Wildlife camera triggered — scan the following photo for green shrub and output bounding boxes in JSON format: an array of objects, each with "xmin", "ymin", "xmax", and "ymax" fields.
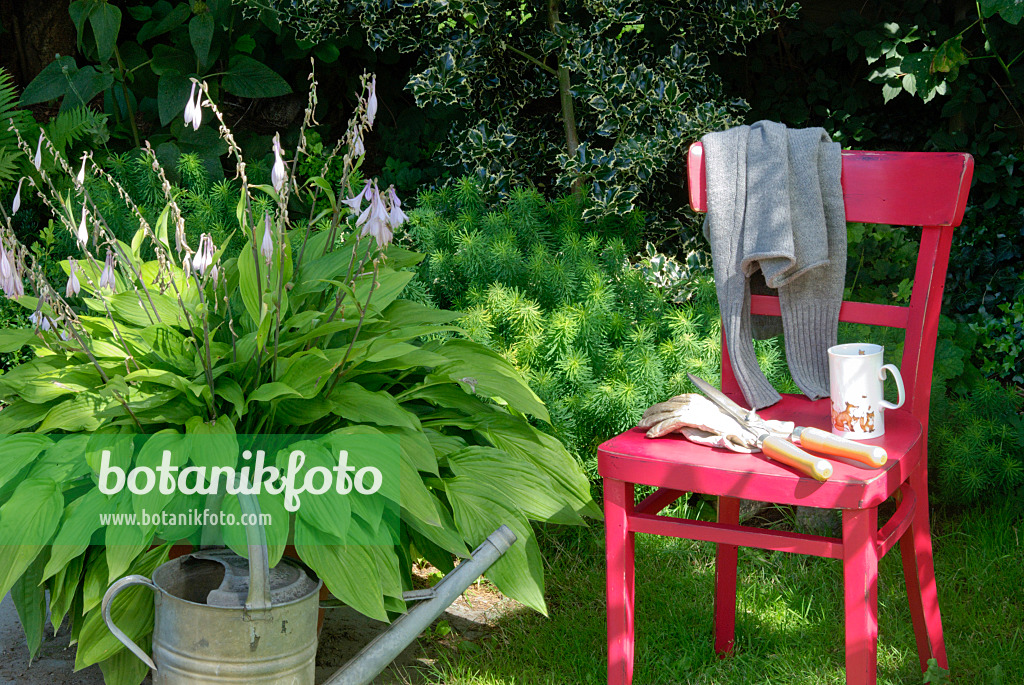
[
  {"xmin": 928, "ymin": 376, "xmax": 1024, "ymax": 505},
  {"xmin": 408, "ymin": 178, "xmax": 796, "ymax": 474},
  {"xmin": 242, "ymin": 0, "xmax": 797, "ymax": 237}
]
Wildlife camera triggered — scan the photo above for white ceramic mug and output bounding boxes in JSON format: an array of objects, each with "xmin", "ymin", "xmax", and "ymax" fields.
[{"xmin": 827, "ymin": 343, "xmax": 905, "ymax": 439}]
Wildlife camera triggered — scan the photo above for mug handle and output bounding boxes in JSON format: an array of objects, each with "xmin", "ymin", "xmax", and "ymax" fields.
[
  {"xmin": 879, "ymin": 364, "xmax": 905, "ymax": 410},
  {"xmin": 102, "ymin": 575, "xmax": 159, "ymax": 671}
]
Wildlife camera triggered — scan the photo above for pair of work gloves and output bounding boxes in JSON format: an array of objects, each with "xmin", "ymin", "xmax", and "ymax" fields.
[{"xmin": 639, "ymin": 393, "xmax": 794, "ymax": 453}]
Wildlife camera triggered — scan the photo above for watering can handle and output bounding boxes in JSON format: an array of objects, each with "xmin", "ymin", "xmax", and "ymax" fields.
[
  {"xmin": 102, "ymin": 575, "xmax": 159, "ymax": 671},
  {"xmin": 236, "ymin": 490, "xmax": 273, "ymax": 613}
]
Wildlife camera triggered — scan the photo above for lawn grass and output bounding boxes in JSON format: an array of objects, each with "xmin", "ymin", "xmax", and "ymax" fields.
[{"xmin": 417, "ymin": 496, "xmax": 1023, "ymax": 685}]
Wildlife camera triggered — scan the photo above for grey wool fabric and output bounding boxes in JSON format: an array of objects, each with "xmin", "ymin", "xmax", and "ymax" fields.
[{"xmin": 701, "ymin": 120, "xmax": 846, "ymax": 409}]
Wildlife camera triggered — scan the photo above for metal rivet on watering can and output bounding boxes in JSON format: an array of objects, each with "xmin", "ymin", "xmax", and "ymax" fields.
[{"xmin": 102, "ymin": 492, "xmax": 322, "ymax": 684}]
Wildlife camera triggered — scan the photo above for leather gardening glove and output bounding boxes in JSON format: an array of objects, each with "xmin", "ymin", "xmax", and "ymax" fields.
[{"xmin": 639, "ymin": 393, "xmax": 794, "ymax": 454}]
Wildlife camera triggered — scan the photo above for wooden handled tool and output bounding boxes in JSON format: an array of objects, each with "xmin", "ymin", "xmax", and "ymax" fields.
[
  {"xmin": 791, "ymin": 426, "xmax": 887, "ymax": 467},
  {"xmin": 760, "ymin": 435, "xmax": 834, "ymax": 481}
]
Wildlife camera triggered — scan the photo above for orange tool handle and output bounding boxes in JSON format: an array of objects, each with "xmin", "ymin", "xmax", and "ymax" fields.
[
  {"xmin": 761, "ymin": 436, "xmax": 833, "ymax": 481},
  {"xmin": 793, "ymin": 427, "xmax": 887, "ymax": 468}
]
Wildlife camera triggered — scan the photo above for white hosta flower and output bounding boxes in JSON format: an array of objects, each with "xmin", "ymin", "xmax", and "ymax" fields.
[
  {"xmin": 0, "ymin": 243, "xmax": 10, "ymax": 280},
  {"xmin": 184, "ymin": 82, "xmax": 202, "ymax": 130},
  {"xmin": 33, "ymin": 131, "xmax": 43, "ymax": 171},
  {"xmin": 210, "ymin": 262, "xmax": 220, "ymax": 288},
  {"xmin": 66, "ymin": 258, "xmax": 81, "ymax": 297},
  {"xmin": 351, "ymin": 130, "xmax": 365, "ymax": 158},
  {"xmin": 30, "ymin": 311, "xmax": 52, "ymax": 331},
  {"xmin": 342, "ymin": 180, "xmax": 372, "ymax": 212},
  {"xmin": 192, "ymin": 233, "xmax": 215, "ymax": 275},
  {"xmin": 76, "ymin": 208, "xmax": 89, "ymax": 249},
  {"xmin": 12, "ymin": 178, "xmax": 22, "ymax": 215},
  {"xmin": 358, "ymin": 183, "xmax": 392, "ymax": 248},
  {"xmin": 0, "ymin": 244, "xmax": 23, "ymax": 299},
  {"xmin": 184, "ymin": 83, "xmax": 197, "ymax": 127},
  {"xmin": 175, "ymin": 216, "xmax": 188, "ymax": 255},
  {"xmin": 271, "ymin": 133, "xmax": 287, "ymax": 194},
  {"xmin": 99, "ymin": 250, "xmax": 116, "ymax": 291},
  {"xmin": 76, "ymin": 156, "xmax": 87, "ymax": 185},
  {"xmin": 366, "ymin": 76, "xmax": 377, "ymax": 128},
  {"xmin": 386, "ymin": 186, "xmax": 408, "ymax": 228},
  {"xmin": 261, "ymin": 213, "xmax": 274, "ymax": 266}
]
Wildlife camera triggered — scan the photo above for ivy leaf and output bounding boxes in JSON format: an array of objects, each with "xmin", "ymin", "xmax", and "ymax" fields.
[
  {"xmin": 222, "ymin": 56, "xmax": 291, "ymax": 99},
  {"xmin": 19, "ymin": 56, "xmax": 79, "ymax": 106},
  {"xmin": 189, "ymin": 13, "xmax": 216, "ymax": 68},
  {"xmin": 63, "ymin": 65, "xmax": 115, "ymax": 112},
  {"xmin": 931, "ymin": 36, "xmax": 967, "ymax": 74},
  {"xmin": 980, "ymin": 0, "xmax": 1024, "ymax": 24},
  {"xmin": 88, "ymin": 2, "xmax": 122, "ymax": 64},
  {"xmin": 138, "ymin": 2, "xmax": 191, "ymax": 43},
  {"xmin": 157, "ymin": 71, "xmax": 191, "ymax": 126}
]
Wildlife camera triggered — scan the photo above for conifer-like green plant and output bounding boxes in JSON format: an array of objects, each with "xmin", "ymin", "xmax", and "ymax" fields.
[{"xmin": 408, "ymin": 179, "xmax": 796, "ymax": 474}]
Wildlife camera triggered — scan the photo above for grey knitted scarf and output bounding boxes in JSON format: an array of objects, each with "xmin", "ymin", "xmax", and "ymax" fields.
[{"xmin": 701, "ymin": 121, "xmax": 846, "ymax": 409}]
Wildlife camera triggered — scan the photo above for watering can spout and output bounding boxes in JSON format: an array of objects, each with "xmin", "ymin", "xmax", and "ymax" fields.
[{"xmin": 322, "ymin": 524, "xmax": 517, "ymax": 685}]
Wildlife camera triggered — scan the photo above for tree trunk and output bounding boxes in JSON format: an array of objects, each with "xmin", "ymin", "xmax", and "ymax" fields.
[{"xmin": 0, "ymin": 0, "xmax": 77, "ymax": 88}]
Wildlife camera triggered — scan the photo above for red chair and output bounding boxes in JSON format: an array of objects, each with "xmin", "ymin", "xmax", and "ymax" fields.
[{"xmin": 599, "ymin": 143, "xmax": 973, "ymax": 685}]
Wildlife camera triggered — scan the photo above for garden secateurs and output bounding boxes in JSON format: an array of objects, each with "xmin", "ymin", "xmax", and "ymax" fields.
[{"xmin": 687, "ymin": 373, "xmax": 888, "ymax": 482}]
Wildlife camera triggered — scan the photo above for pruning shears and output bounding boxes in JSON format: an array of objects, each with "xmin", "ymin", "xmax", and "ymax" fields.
[{"xmin": 687, "ymin": 373, "xmax": 887, "ymax": 482}]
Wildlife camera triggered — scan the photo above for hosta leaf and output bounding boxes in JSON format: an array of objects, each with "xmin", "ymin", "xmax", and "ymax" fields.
[
  {"xmin": 75, "ymin": 544, "xmax": 170, "ymax": 669},
  {"xmin": 43, "ymin": 489, "xmax": 115, "ymax": 580},
  {"xmin": 49, "ymin": 553, "xmax": 85, "ymax": 634},
  {"xmin": 105, "ymin": 494, "xmax": 155, "ymax": 584},
  {"xmin": 220, "ymin": 490, "xmax": 289, "ymax": 569},
  {"xmin": 99, "ymin": 633, "xmax": 151, "ymax": 685},
  {"xmin": 444, "ymin": 476, "xmax": 546, "ymax": 615},
  {"xmin": 11, "ymin": 552, "xmax": 46, "ymax": 662},
  {"xmin": 295, "ymin": 518, "xmax": 387, "ymax": 622},
  {"xmin": 88, "ymin": 1, "xmax": 121, "ymax": 63},
  {"xmin": 0, "ymin": 434, "xmax": 52, "ymax": 491},
  {"xmin": 185, "ymin": 415, "xmax": 238, "ymax": 470},
  {"xmin": 330, "ymin": 383, "xmax": 420, "ymax": 430},
  {"xmin": 0, "ymin": 478, "xmax": 63, "ymax": 601},
  {"xmin": 0, "ymin": 328, "xmax": 39, "ymax": 353},
  {"xmin": 248, "ymin": 381, "xmax": 303, "ymax": 404},
  {"xmin": 428, "ymin": 339, "xmax": 550, "ymax": 421},
  {"xmin": 448, "ymin": 446, "xmax": 584, "ymax": 525},
  {"xmin": 0, "ymin": 400, "xmax": 59, "ymax": 433},
  {"xmin": 475, "ymin": 412, "xmax": 601, "ymax": 520}
]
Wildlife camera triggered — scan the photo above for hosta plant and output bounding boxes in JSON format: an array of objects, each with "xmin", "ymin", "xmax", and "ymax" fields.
[{"xmin": 0, "ymin": 70, "xmax": 599, "ymax": 685}]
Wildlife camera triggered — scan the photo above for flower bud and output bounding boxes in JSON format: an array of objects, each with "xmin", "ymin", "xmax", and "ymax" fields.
[
  {"xmin": 272, "ymin": 133, "xmax": 287, "ymax": 194},
  {"xmin": 261, "ymin": 213, "xmax": 274, "ymax": 266},
  {"xmin": 66, "ymin": 258, "xmax": 81, "ymax": 297},
  {"xmin": 12, "ymin": 178, "xmax": 23, "ymax": 215}
]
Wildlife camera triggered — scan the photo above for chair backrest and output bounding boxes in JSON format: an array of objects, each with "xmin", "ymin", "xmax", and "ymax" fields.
[{"xmin": 686, "ymin": 141, "xmax": 974, "ymax": 438}]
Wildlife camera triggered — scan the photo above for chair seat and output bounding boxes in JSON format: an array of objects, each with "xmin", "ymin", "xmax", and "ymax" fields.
[{"xmin": 598, "ymin": 394, "xmax": 922, "ymax": 510}]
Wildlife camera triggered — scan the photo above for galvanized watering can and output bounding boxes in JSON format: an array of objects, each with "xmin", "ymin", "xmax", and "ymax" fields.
[
  {"xmin": 104, "ymin": 487, "xmax": 516, "ymax": 685},
  {"xmin": 102, "ymin": 495, "xmax": 322, "ymax": 684}
]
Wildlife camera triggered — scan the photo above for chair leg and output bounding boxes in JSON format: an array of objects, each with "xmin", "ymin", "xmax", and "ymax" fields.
[
  {"xmin": 605, "ymin": 478, "xmax": 636, "ymax": 685},
  {"xmin": 843, "ymin": 507, "xmax": 880, "ymax": 685},
  {"xmin": 900, "ymin": 471, "xmax": 948, "ymax": 672},
  {"xmin": 714, "ymin": 496, "xmax": 740, "ymax": 655}
]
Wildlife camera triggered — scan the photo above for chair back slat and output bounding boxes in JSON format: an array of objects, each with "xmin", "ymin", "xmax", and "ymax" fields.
[
  {"xmin": 750, "ymin": 296, "xmax": 910, "ymax": 329},
  {"xmin": 687, "ymin": 143, "xmax": 973, "ymax": 227},
  {"xmin": 687, "ymin": 141, "xmax": 973, "ymax": 441}
]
